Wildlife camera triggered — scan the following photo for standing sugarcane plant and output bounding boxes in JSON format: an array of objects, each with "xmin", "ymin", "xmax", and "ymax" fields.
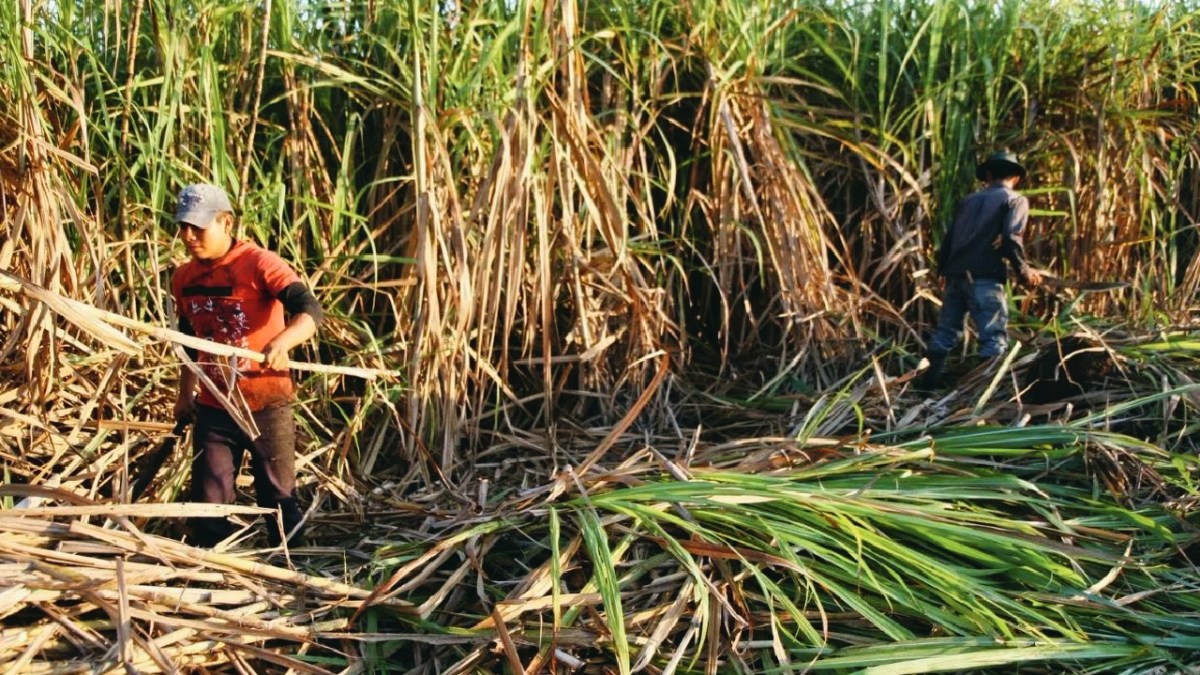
[{"xmin": 5, "ymin": 0, "xmax": 1198, "ymax": 463}]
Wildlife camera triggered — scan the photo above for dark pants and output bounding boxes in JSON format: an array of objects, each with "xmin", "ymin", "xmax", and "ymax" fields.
[{"xmin": 189, "ymin": 404, "xmax": 304, "ymax": 547}]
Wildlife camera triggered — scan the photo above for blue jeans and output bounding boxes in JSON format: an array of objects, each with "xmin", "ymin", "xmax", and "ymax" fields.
[{"xmin": 928, "ymin": 276, "xmax": 1009, "ymax": 358}]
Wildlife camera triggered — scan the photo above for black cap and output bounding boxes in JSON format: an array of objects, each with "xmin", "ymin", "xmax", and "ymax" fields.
[{"xmin": 976, "ymin": 151, "xmax": 1027, "ymax": 181}]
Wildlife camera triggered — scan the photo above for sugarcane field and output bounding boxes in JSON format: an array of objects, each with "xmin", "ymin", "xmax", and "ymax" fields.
[{"xmin": 2, "ymin": 0, "xmax": 1200, "ymax": 673}]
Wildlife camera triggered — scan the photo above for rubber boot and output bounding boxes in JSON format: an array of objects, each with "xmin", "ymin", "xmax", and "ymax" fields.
[
  {"xmin": 265, "ymin": 497, "xmax": 306, "ymax": 548},
  {"xmin": 917, "ymin": 352, "xmax": 947, "ymax": 391}
]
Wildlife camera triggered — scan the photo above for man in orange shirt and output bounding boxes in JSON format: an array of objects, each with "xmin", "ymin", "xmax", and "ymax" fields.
[{"xmin": 171, "ymin": 183, "xmax": 323, "ymax": 548}]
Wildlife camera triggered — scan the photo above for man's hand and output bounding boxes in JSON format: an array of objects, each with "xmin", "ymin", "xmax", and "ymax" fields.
[
  {"xmin": 261, "ymin": 313, "xmax": 318, "ymax": 371},
  {"xmin": 1020, "ymin": 267, "xmax": 1043, "ymax": 288},
  {"xmin": 262, "ymin": 340, "xmax": 291, "ymax": 370}
]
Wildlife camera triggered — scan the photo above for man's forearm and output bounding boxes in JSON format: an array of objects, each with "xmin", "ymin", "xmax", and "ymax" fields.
[
  {"xmin": 1002, "ymin": 199, "xmax": 1032, "ymax": 275},
  {"xmin": 1002, "ymin": 234, "xmax": 1031, "ymax": 275},
  {"xmin": 272, "ymin": 312, "xmax": 318, "ymax": 353},
  {"xmin": 175, "ymin": 367, "xmax": 199, "ymax": 419},
  {"xmin": 261, "ymin": 312, "xmax": 319, "ymax": 370},
  {"xmin": 179, "ymin": 367, "xmax": 199, "ymax": 398}
]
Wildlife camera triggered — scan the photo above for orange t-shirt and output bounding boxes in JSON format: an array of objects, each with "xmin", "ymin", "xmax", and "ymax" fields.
[{"xmin": 171, "ymin": 239, "xmax": 301, "ymax": 411}]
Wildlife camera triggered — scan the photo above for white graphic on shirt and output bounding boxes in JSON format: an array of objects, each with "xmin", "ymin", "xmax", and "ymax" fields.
[{"xmin": 185, "ymin": 296, "xmax": 252, "ymax": 395}]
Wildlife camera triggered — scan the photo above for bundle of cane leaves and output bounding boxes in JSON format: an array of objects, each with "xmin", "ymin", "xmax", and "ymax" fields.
[
  {"xmin": 1110, "ymin": 336, "xmax": 1200, "ymax": 447},
  {"xmin": 353, "ymin": 426, "xmax": 1199, "ymax": 674}
]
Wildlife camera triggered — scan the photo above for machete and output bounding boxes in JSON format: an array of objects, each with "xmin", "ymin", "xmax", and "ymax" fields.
[
  {"xmin": 1033, "ymin": 269, "xmax": 1130, "ymax": 294},
  {"xmin": 130, "ymin": 418, "xmax": 191, "ymax": 501}
]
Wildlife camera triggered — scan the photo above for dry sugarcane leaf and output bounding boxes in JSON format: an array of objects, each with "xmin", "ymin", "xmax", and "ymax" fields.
[
  {"xmin": 67, "ymin": 521, "xmax": 417, "ymax": 607},
  {"xmin": 631, "ymin": 578, "xmax": 694, "ymax": 672}
]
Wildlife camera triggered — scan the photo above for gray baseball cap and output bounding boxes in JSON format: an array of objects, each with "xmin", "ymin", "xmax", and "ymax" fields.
[{"xmin": 174, "ymin": 183, "xmax": 234, "ymax": 227}]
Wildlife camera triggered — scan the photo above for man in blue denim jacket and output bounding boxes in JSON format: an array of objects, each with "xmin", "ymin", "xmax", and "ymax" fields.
[{"xmin": 919, "ymin": 151, "xmax": 1042, "ymax": 389}]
